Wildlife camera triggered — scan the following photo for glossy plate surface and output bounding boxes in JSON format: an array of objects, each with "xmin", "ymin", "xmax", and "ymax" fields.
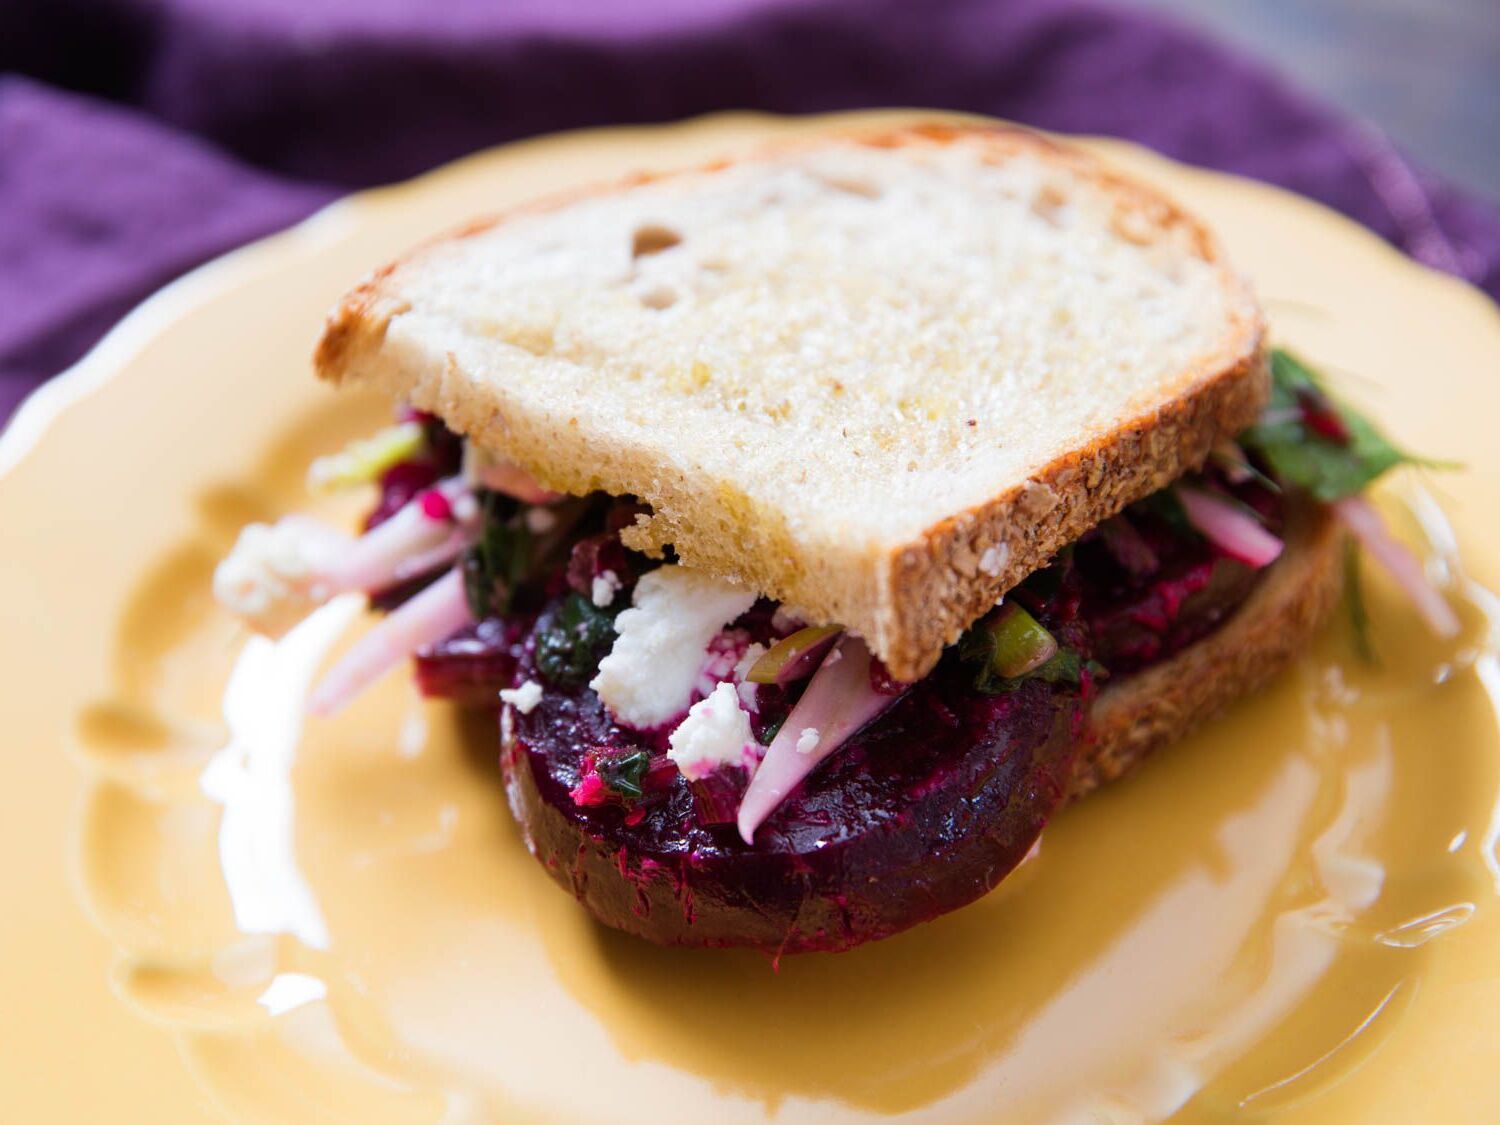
[{"xmin": 2, "ymin": 110, "xmax": 1499, "ymax": 1123}]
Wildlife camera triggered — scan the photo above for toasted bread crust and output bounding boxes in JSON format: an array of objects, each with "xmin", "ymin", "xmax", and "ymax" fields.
[
  {"xmin": 880, "ymin": 340, "xmax": 1266, "ymax": 683},
  {"xmin": 1070, "ymin": 497, "xmax": 1344, "ymax": 800},
  {"xmin": 315, "ymin": 121, "xmax": 1268, "ymax": 682}
]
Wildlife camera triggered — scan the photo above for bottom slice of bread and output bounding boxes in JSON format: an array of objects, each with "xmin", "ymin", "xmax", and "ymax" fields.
[{"xmin": 1071, "ymin": 497, "xmax": 1344, "ymax": 801}]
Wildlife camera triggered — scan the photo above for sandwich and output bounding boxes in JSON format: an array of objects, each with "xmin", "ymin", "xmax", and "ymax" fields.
[{"xmin": 215, "ymin": 123, "xmax": 1457, "ymax": 953}]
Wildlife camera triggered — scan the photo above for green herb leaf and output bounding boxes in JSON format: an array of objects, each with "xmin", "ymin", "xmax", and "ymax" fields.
[
  {"xmin": 1343, "ymin": 537, "xmax": 1378, "ymax": 665},
  {"xmin": 758, "ymin": 714, "xmax": 786, "ymax": 746},
  {"xmin": 1132, "ymin": 488, "xmax": 1194, "ymax": 534},
  {"xmin": 1242, "ymin": 350, "xmax": 1452, "ymax": 502},
  {"xmin": 1028, "ymin": 648, "xmax": 1085, "ymax": 685},
  {"xmin": 596, "ymin": 749, "xmax": 652, "ymax": 800},
  {"xmin": 461, "ymin": 491, "xmax": 531, "ymax": 617},
  {"xmin": 534, "ymin": 593, "xmax": 618, "ymax": 687}
]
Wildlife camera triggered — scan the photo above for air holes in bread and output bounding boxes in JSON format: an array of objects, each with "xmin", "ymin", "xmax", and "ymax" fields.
[
  {"xmin": 637, "ymin": 285, "xmax": 678, "ymax": 309},
  {"xmin": 632, "ymin": 224, "xmax": 683, "ymax": 258}
]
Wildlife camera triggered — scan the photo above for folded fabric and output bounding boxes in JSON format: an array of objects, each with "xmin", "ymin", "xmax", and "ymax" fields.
[
  {"xmin": 0, "ymin": 79, "xmax": 335, "ymax": 422},
  {"xmin": 2, "ymin": 0, "xmax": 1496, "ymax": 425}
]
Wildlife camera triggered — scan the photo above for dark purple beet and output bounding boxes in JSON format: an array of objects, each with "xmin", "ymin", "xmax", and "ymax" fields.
[
  {"xmin": 1084, "ymin": 556, "xmax": 1258, "ymax": 674},
  {"xmin": 687, "ymin": 767, "xmax": 748, "ymax": 825},
  {"xmin": 414, "ymin": 617, "xmax": 527, "ymax": 707},
  {"xmin": 364, "ymin": 411, "xmax": 466, "ymax": 528},
  {"xmin": 1296, "ymin": 387, "xmax": 1352, "ymax": 445},
  {"xmin": 565, "ymin": 533, "xmax": 638, "ymax": 599},
  {"xmin": 503, "ymin": 664, "xmax": 1079, "ymax": 954},
  {"xmin": 1072, "ymin": 470, "xmax": 1281, "ymax": 675},
  {"xmin": 359, "ymin": 413, "xmax": 469, "ymax": 609}
]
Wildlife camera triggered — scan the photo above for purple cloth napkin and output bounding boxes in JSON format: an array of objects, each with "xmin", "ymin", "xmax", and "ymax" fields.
[{"xmin": 3, "ymin": 0, "xmax": 1497, "ymax": 425}]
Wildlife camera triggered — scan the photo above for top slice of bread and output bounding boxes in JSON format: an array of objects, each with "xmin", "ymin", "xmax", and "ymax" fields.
[{"xmin": 316, "ymin": 123, "xmax": 1267, "ymax": 681}]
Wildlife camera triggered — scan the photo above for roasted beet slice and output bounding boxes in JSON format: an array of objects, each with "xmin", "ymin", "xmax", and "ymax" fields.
[
  {"xmin": 502, "ymin": 673, "xmax": 1079, "ymax": 954},
  {"xmin": 370, "ymin": 421, "xmax": 1288, "ymax": 953},
  {"xmin": 414, "ymin": 617, "xmax": 527, "ymax": 706}
]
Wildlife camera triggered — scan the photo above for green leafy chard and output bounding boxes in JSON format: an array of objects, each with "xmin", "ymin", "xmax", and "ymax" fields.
[
  {"xmin": 1244, "ymin": 350, "xmax": 1461, "ymax": 650},
  {"xmin": 757, "ymin": 714, "xmax": 786, "ymax": 746},
  {"xmin": 1133, "ymin": 488, "xmax": 1194, "ymax": 534},
  {"xmin": 596, "ymin": 749, "xmax": 652, "ymax": 800},
  {"xmin": 534, "ymin": 593, "xmax": 618, "ymax": 687},
  {"xmin": 1241, "ymin": 350, "xmax": 1452, "ymax": 502},
  {"xmin": 461, "ymin": 491, "xmax": 530, "ymax": 617}
]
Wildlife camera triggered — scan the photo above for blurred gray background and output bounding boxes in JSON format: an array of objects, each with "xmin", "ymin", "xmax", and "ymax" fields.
[{"xmin": 1139, "ymin": 0, "xmax": 1498, "ymax": 198}]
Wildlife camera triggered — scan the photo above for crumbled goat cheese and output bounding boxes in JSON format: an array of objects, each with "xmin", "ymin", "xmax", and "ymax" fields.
[
  {"xmin": 590, "ymin": 565, "xmax": 757, "ymax": 728},
  {"xmin": 979, "ymin": 543, "xmax": 1010, "ymax": 577},
  {"xmin": 499, "ymin": 680, "xmax": 544, "ymax": 715},
  {"xmin": 212, "ymin": 517, "xmax": 346, "ymax": 638},
  {"xmin": 697, "ymin": 630, "xmax": 748, "ymax": 698},
  {"xmin": 524, "ymin": 506, "xmax": 557, "ymax": 534},
  {"xmin": 591, "ymin": 569, "xmax": 623, "ymax": 608},
  {"xmin": 795, "ymin": 727, "xmax": 821, "ymax": 755},
  {"xmin": 668, "ymin": 682, "xmax": 754, "ymax": 780},
  {"xmin": 733, "ymin": 642, "xmax": 767, "ymax": 710}
]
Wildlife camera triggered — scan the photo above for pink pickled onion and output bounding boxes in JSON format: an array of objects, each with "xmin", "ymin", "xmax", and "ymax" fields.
[
  {"xmin": 1210, "ymin": 440, "xmax": 1255, "ymax": 484},
  {"xmin": 308, "ymin": 568, "xmax": 473, "ymax": 716},
  {"xmin": 326, "ymin": 477, "xmax": 474, "ymax": 594},
  {"xmin": 737, "ymin": 636, "xmax": 905, "ymax": 844},
  {"xmin": 476, "ymin": 459, "xmax": 562, "ymax": 505},
  {"xmin": 1333, "ymin": 495, "xmax": 1460, "ymax": 638},
  {"xmin": 391, "ymin": 531, "xmax": 473, "ymax": 583},
  {"xmin": 1178, "ymin": 486, "xmax": 1284, "ymax": 568}
]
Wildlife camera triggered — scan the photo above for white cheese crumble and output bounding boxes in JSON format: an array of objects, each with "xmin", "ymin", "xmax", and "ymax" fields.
[
  {"xmin": 591, "ymin": 568, "xmax": 623, "ymax": 608},
  {"xmin": 667, "ymin": 682, "xmax": 754, "ymax": 780},
  {"xmin": 499, "ymin": 679, "xmax": 544, "ymax": 715},
  {"xmin": 732, "ymin": 642, "xmax": 767, "ymax": 710},
  {"xmin": 212, "ymin": 517, "xmax": 346, "ymax": 638},
  {"xmin": 795, "ymin": 727, "xmax": 821, "ymax": 755},
  {"xmin": 524, "ymin": 506, "xmax": 557, "ymax": 534},
  {"xmin": 589, "ymin": 564, "xmax": 757, "ymax": 728},
  {"xmin": 978, "ymin": 543, "xmax": 1010, "ymax": 577}
]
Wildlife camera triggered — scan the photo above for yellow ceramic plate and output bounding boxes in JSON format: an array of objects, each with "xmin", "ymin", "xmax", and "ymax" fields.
[{"xmin": 3, "ymin": 110, "xmax": 1499, "ymax": 1124}]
